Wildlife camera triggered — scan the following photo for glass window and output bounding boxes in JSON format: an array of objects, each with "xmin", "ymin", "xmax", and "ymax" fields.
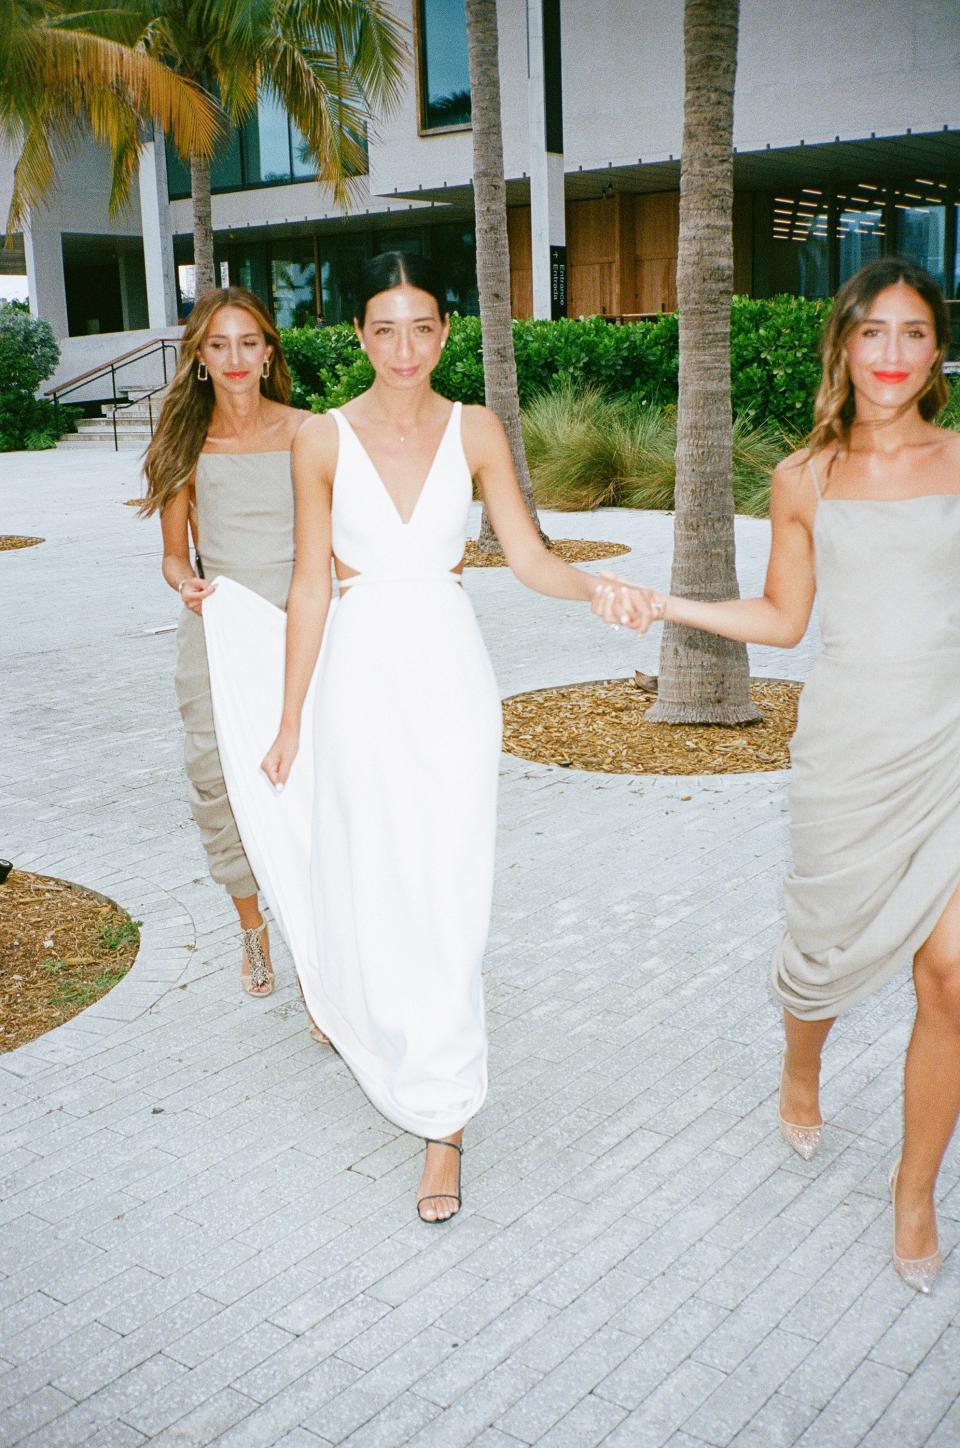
[
  {"xmin": 270, "ymin": 242, "xmax": 317, "ymax": 328},
  {"xmin": 290, "ymin": 122, "xmax": 316, "ymax": 180},
  {"xmin": 242, "ymin": 93, "xmax": 292, "ymax": 184},
  {"xmin": 378, "ymin": 230, "xmax": 423, "ymax": 257},
  {"xmin": 765, "ymin": 191, "xmax": 830, "ymax": 298},
  {"xmin": 165, "ymin": 141, "xmax": 191, "ymax": 201},
  {"xmin": 894, "ymin": 181, "xmax": 947, "ymax": 288},
  {"xmin": 210, "ymin": 127, "xmax": 243, "ymax": 192},
  {"xmin": 177, "ymin": 263, "xmax": 196, "ymax": 304},
  {"xmin": 419, "ymin": 0, "xmax": 471, "ymax": 131},
  {"xmin": 319, "ymin": 235, "xmax": 370, "ymax": 324},
  {"xmin": 837, "ymin": 185, "xmax": 885, "ymax": 284},
  {"xmin": 428, "ymin": 222, "xmax": 479, "ymax": 314}
]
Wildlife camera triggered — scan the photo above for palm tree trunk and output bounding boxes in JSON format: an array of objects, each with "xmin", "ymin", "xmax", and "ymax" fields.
[
  {"xmin": 647, "ymin": 0, "xmax": 758, "ymax": 724},
  {"xmin": 190, "ymin": 151, "xmax": 216, "ymax": 296},
  {"xmin": 465, "ymin": 0, "xmax": 543, "ymax": 550}
]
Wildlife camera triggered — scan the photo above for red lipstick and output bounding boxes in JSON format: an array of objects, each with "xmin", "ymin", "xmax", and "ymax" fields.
[{"xmin": 873, "ymin": 370, "xmax": 909, "ymax": 382}]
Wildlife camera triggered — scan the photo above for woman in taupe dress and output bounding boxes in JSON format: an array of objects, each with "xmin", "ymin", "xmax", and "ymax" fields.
[
  {"xmin": 142, "ymin": 286, "xmax": 308, "ymax": 997},
  {"xmin": 598, "ymin": 259, "xmax": 960, "ymax": 1293}
]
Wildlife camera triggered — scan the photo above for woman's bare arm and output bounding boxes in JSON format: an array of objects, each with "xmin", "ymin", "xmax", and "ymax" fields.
[
  {"xmin": 464, "ymin": 406, "xmax": 607, "ymax": 604},
  {"xmin": 159, "ymin": 480, "xmax": 214, "ymax": 613},
  {"xmin": 598, "ymin": 456, "xmax": 817, "ymax": 646}
]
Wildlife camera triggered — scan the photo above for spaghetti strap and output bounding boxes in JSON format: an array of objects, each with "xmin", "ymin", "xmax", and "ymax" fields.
[{"xmin": 807, "ymin": 453, "xmax": 824, "ymax": 499}]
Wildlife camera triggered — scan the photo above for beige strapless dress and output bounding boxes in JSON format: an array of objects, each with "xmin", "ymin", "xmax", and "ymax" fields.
[
  {"xmin": 173, "ymin": 450, "xmax": 295, "ymax": 900},
  {"xmin": 773, "ymin": 482, "xmax": 960, "ymax": 1020}
]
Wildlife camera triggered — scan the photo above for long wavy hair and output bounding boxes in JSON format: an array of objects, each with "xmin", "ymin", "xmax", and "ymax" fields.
[
  {"xmin": 809, "ymin": 257, "xmax": 949, "ymax": 461},
  {"xmin": 141, "ymin": 286, "xmax": 292, "ymax": 516}
]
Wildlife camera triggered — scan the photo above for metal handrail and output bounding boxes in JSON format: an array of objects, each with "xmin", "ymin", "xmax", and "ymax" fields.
[
  {"xmin": 46, "ymin": 337, "xmax": 181, "ymax": 451},
  {"xmin": 45, "ymin": 335, "xmax": 181, "ymax": 399},
  {"xmin": 107, "ymin": 382, "xmax": 170, "ymax": 451}
]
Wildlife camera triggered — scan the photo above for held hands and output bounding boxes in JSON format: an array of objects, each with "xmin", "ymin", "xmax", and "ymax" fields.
[
  {"xmin": 261, "ymin": 725, "xmax": 300, "ymax": 792},
  {"xmin": 591, "ymin": 572, "xmax": 667, "ymax": 635},
  {"xmin": 179, "ymin": 577, "xmax": 217, "ymax": 616}
]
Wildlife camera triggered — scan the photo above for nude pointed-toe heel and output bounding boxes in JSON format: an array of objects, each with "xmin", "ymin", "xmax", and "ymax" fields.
[
  {"xmin": 777, "ymin": 1052, "xmax": 822, "ymax": 1161},
  {"xmin": 889, "ymin": 1161, "xmax": 942, "ymax": 1295}
]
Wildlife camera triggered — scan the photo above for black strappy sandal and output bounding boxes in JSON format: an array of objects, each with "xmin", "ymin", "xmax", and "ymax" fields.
[{"xmin": 417, "ymin": 1138, "xmax": 463, "ymax": 1223}]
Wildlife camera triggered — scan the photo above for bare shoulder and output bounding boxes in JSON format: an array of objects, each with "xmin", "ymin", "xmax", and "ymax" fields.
[
  {"xmin": 934, "ymin": 423, "xmax": 960, "ymax": 465},
  {"xmin": 291, "ymin": 410, "xmax": 339, "ymax": 476},
  {"xmin": 770, "ymin": 445, "xmax": 824, "ymax": 523},
  {"xmin": 461, "ymin": 402, "xmax": 507, "ymax": 452}
]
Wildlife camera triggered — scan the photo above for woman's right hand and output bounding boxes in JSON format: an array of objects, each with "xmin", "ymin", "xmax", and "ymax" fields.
[
  {"xmin": 261, "ymin": 725, "xmax": 300, "ymax": 790},
  {"xmin": 180, "ymin": 578, "xmax": 217, "ymax": 615}
]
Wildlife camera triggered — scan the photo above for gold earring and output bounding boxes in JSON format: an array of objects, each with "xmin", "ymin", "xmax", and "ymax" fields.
[
  {"xmin": 261, "ymin": 359, "xmax": 271, "ymax": 379},
  {"xmin": 196, "ymin": 360, "xmax": 208, "ymax": 381}
]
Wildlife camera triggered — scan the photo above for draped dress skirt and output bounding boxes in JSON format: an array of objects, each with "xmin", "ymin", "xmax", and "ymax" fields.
[
  {"xmin": 203, "ymin": 403, "xmax": 503, "ymax": 1137},
  {"xmin": 772, "ymin": 492, "xmax": 960, "ymax": 1020}
]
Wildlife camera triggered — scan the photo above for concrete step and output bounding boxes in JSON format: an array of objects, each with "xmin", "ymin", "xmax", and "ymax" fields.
[
  {"xmin": 71, "ymin": 418, "xmax": 154, "ymax": 437},
  {"xmin": 57, "ymin": 434, "xmax": 149, "ymax": 450}
]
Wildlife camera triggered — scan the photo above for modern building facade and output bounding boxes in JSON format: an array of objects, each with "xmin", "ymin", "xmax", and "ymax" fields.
[{"xmin": 4, "ymin": 0, "xmax": 959, "ymax": 347}]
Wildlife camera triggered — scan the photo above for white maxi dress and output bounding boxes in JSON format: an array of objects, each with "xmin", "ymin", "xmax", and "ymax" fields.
[{"xmin": 202, "ymin": 402, "xmax": 503, "ymax": 1138}]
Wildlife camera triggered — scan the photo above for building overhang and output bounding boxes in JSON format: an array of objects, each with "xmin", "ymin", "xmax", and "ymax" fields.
[{"xmin": 388, "ymin": 129, "xmax": 960, "ymax": 208}]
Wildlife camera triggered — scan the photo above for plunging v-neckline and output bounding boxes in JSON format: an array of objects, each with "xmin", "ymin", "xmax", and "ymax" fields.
[{"xmin": 337, "ymin": 403, "xmax": 457, "ymax": 526}]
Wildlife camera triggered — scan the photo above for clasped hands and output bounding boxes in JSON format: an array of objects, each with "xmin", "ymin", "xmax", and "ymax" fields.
[{"xmin": 591, "ymin": 572, "xmax": 667, "ymax": 635}]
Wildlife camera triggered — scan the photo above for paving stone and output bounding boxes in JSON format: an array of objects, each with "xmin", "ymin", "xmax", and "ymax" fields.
[
  {"xmin": 3, "ymin": 453, "xmax": 958, "ymax": 1448},
  {"xmin": 791, "ymin": 1358, "xmax": 908, "ymax": 1448},
  {"xmin": 681, "ymin": 1327, "xmax": 814, "ymax": 1444},
  {"xmin": 140, "ymin": 1387, "xmax": 258, "ymax": 1446}
]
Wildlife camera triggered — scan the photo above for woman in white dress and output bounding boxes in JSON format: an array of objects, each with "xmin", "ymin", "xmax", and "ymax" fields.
[
  {"xmin": 598, "ymin": 258, "xmax": 960, "ymax": 1292},
  {"xmin": 210, "ymin": 251, "xmax": 627, "ymax": 1221}
]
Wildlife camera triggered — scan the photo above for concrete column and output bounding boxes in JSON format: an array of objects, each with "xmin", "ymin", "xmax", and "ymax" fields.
[
  {"xmin": 138, "ymin": 134, "xmax": 179, "ymax": 327},
  {"xmin": 527, "ymin": 0, "xmax": 566, "ymax": 320},
  {"xmin": 23, "ymin": 215, "xmax": 69, "ymax": 339}
]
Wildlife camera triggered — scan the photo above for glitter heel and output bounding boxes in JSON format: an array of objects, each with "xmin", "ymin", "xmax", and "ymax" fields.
[
  {"xmin": 778, "ymin": 1052, "xmax": 822, "ymax": 1161},
  {"xmin": 240, "ymin": 922, "xmax": 274, "ymax": 996},
  {"xmin": 889, "ymin": 1161, "xmax": 942, "ymax": 1295}
]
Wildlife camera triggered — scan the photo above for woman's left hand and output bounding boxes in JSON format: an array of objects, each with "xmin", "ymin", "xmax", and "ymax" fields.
[{"xmin": 592, "ymin": 573, "xmax": 665, "ymax": 635}]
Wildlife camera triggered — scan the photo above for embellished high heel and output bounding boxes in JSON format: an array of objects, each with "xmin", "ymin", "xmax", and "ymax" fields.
[
  {"xmin": 240, "ymin": 921, "xmax": 274, "ymax": 996},
  {"xmin": 417, "ymin": 1139, "xmax": 463, "ymax": 1224},
  {"xmin": 778, "ymin": 1052, "xmax": 822, "ymax": 1161},
  {"xmin": 889, "ymin": 1161, "xmax": 942, "ymax": 1295}
]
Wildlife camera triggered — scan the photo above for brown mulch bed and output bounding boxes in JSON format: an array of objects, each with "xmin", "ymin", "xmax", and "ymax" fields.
[
  {"xmin": 0, "ymin": 535, "xmax": 44, "ymax": 551},
  {"xmin": 0, "ymin": 870, "xmax": 140, "ymax": 1052},
  {"xmin": 464, "ymin": 538, "xmax": 630, "ymax": 568},
  {"xmin": 502, "ymin": 676, "xmax": 801, "ymax": 775}
]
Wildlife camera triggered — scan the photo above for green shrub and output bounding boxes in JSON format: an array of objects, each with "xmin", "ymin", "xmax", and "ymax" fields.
[
  {"xmin": 0, "ymin": 304, "xmax": 64, "ymax": 452},
  {"xmin": 522, "ymin": 383, "xmax": 791, "ymax": 517},
  {"xmin": 938, "ymin": 378, "xmax": 960, "ymax": 430},
  {"xmin": 282, "ymin": 299, "xmax": 828, "ymax": 431},
  {"xmin": 730, "ymin": 295, "xmax": 830, "ymax": 433}
]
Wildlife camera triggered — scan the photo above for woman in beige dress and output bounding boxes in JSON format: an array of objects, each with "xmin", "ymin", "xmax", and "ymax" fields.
[
  {"xmin": 598, "ymin": 258, "xmax": 960, "ymax": 1293},
  {"xmin": 142, "ymin": 286, "xmax": 308, "ymax": 997}
]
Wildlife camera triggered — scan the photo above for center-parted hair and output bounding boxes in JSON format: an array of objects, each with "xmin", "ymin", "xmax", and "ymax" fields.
[
  {"xmin": 354, "ymin": 252, "xmax": 449, "ymax": 326},
  {"xmin": 809, "ymin": 257, "xmax": 950, "ymax": 458},
  {"xmin": 141, "ymin": 286, "xmax": 292, "ymax": 517}
]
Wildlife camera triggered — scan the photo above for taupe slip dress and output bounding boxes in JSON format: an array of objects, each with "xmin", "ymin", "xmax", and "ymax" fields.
[
  {"xmin": 173, "ymin": 450, "xmax": 295, "ymax": 899},
  {"xmin": 772, "ymin": 458, "xmax": 960, "ymax": 1019}
]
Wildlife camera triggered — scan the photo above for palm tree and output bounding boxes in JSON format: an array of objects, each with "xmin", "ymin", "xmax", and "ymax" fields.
[
  {"xmin": 2, "ymin": 0, "xmax": 220, "ymax": 233},
  {"xmin": 465, "ymin": 0, "xmax": 541, "ymax": 548},
  {"xmin": 647, "ymin": 0, "xmax": 758, "ymax": 724},
  {"xmin": 5, "ymin": 2, "xmax": 408, "ymax": 298},
  {"xmin": 149, "ymin": 0, "xmax": 408, "ymax": 294}
]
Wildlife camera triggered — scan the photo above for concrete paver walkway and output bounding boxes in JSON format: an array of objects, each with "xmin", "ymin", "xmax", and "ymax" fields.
[{"xmin": 1, "ymin": 447, "xmax": 957, "ymax": 1448}]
